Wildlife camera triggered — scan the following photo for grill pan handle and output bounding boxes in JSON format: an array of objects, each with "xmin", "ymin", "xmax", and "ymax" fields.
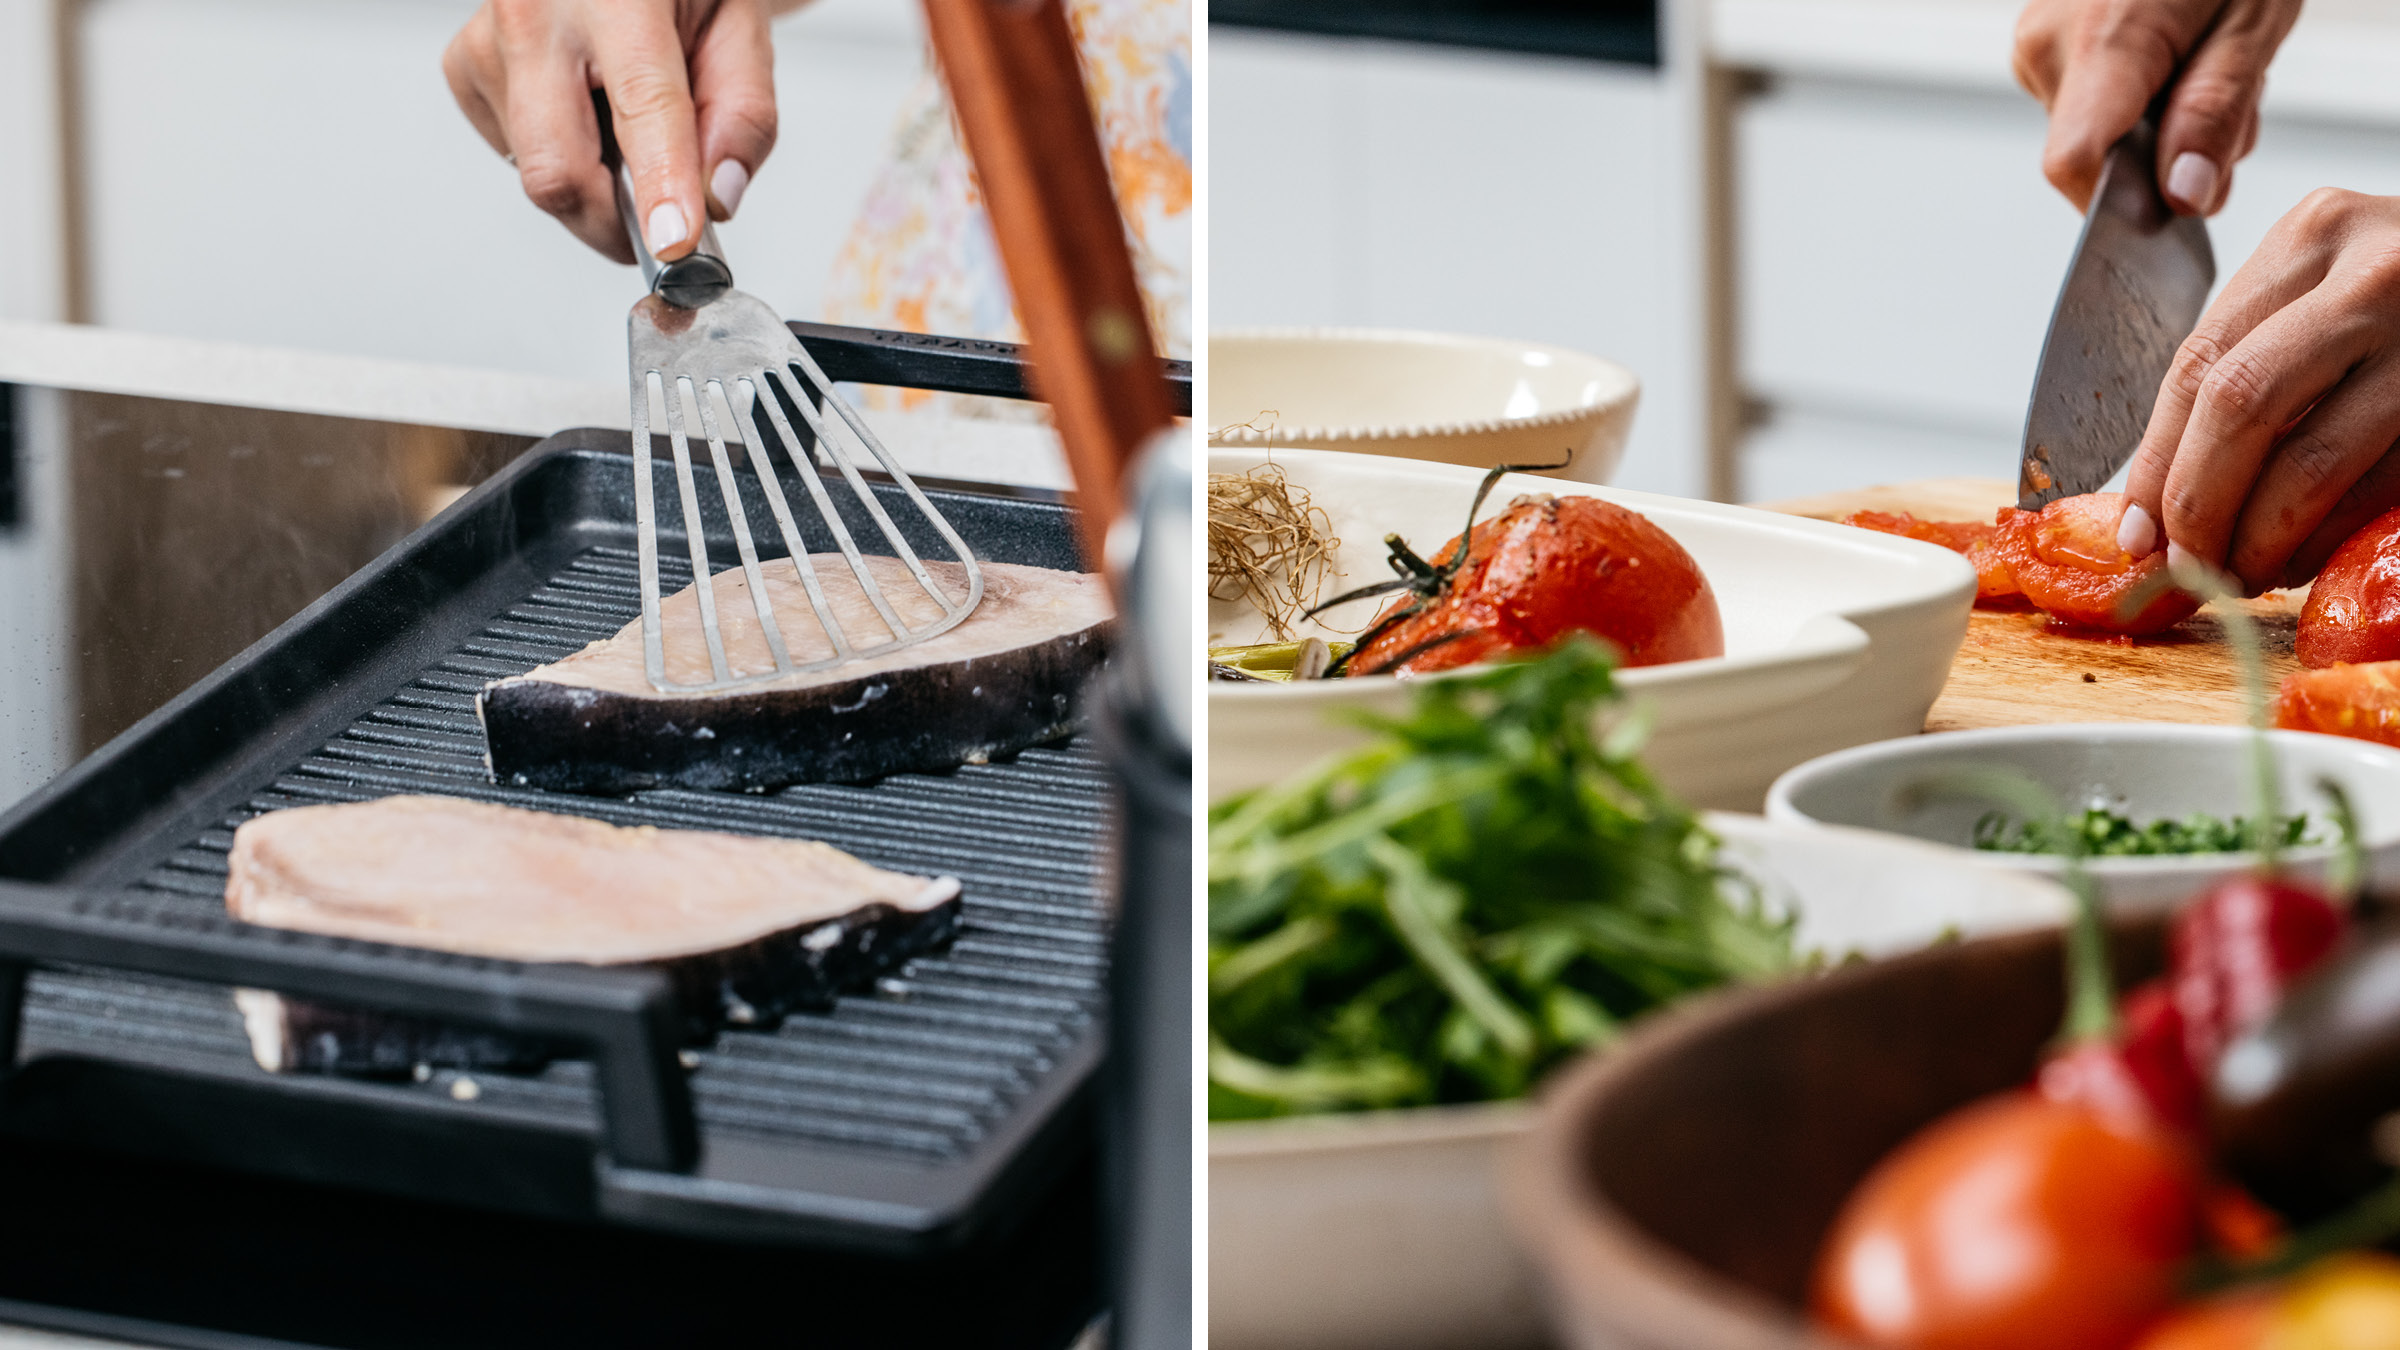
[
  {"xmin": 787, "ymin": 321, "xmax": 1192, "ymax": 416},
  {"xmin": 0, "ymin": 884, "xmax": 698, "ymax": 1173}
]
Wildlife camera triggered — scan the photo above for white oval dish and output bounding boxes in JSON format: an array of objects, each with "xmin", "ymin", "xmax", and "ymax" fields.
[
  {"xmin": 1207, "ymin": 813, "xmax": 2069, "ymax": 1350},
  {"xmin": 1207, "ymin": 448, "xmax": 1977, "ymax": 810},
  {"xmin": 1207, "ymin": 328, "xmax": 1640, "ymax": 485},
  {"xmin": 1765, "ymin": 724, "xmax": 2400, "ymax": 910}
]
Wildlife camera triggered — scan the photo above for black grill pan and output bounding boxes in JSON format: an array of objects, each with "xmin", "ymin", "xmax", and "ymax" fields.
[{"xmin": 0, "ymin": 410, "xmax": 1114, "ymax": 1254}]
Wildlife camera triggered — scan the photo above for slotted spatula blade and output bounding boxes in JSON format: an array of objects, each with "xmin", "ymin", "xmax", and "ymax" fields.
[{"xmin": 603, "ymin": 132, "xmax": 983, "ymax": 695}]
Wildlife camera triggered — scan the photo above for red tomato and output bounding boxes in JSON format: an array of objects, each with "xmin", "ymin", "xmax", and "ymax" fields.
[
  {"xmin": 1844, "ymin": 509, "xmax": 1992, "ymax": 553},
  {"xmin": 2275, "ymin": 660, "xmax": 2400, "ymax": 748},
  {"xmin": 1812, "ymin": 1092, "xmax": 2204, "ymax": 1350},
  {"xmin": 1991, "ymin": 494, "xmax": 2201, "ymax": 635},
  {"xmin": 1843, "ymin": 510, "xmax": 2024, "ymax": 607},
  {"xmin": 2130, "ymin": 1292, "xmax": 2274, "ymax": 1350},
  {"xmin": 2299, "ymin": 507, "xmax": 2400, "ymax": 668},
  {"xmin": 1350, "ymin": 494, "xmax": 1724, "ymax": 676}
]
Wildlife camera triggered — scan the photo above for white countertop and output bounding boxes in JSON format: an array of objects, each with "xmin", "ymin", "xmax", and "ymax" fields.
[
  {"xmin": 1707, "ymin": 0, "xmax": 2400, "ymax": 127},
  {"xmin": 0, "ymin": 321, "xmax": 1075, "ymax": 492}
]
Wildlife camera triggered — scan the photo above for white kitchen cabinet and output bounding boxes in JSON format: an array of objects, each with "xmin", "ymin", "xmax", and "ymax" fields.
[
  {"xmin": 1736, "ymin": 80, "xmax": 2077, "ymax": 441},
  {"xmin": 72, "ymin": 0, "xmax": 924, "ymax": 387}
]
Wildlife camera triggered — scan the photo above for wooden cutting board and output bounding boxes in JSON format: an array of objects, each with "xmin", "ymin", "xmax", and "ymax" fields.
[{"xmin": 1760, "ymin": 478, "xmax": 2304, "ymax": 734}]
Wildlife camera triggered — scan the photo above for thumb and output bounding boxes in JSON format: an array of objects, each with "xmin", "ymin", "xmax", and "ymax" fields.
[{"xmin": 592, "ymin": 6, "xmax": 706, "ymax": 261}]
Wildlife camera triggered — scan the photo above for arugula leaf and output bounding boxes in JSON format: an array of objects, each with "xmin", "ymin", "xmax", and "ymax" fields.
[{"xmin": 1208, "ymin": 639, "xmax": 1794, "ymax": 1118}]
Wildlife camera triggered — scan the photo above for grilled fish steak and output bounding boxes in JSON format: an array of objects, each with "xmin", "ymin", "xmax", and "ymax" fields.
[
  {"xmin": 226, "ymin": 795, "xmax": 962, "ymax": 1075},
  {"xmin": 478, "ymin": 556, "xmax": 1112, "ymax": 794}
]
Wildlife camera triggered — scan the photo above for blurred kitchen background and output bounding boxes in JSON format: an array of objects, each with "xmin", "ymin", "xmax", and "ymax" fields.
[
  {"xmin": 1212, "ymin": 0, "xmax": 2400, "ymax": 502},
  {"xmin": 0, "ymin": 0, "xmax": 1018, "ymax": 812}
]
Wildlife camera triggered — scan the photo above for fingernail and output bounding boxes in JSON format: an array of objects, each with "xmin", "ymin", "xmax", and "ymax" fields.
[
  {"xmin": 710, "ymin": 160, "xmax": 749, "ymax": 218},
  {"xmin": 644, "ymin": 201, "xmax": 689, "ymax": 255},
  {"xmin": 2167, "ymin": 540, "xmax": 2195, "ymax": 574},
  {"xmin": 2166, "ymin": 152, "xmax": 2219, "ymax": 213},
  {"xmin": 2116, "ymin": 502, "xmax": 2157, "ymax": 556}
]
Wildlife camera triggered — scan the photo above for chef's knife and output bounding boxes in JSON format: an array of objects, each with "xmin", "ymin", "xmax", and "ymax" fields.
[{"xmin": 2019, "ymin": 117, "xmax": 2216, "ymax": 509}]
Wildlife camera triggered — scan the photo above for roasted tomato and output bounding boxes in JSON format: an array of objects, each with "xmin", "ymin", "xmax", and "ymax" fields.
[
  {"xmin": 1812, "ymin": 1091, "xmax": 2204, "ymax": 1350},
  {"xmin": 1992, "ymin": 494, "xmax": 2201, "ymax": 635},
  {"xmin": 1349, "ymin": 494, "xmax": 1723, "ymax": 676},
  {"xmin": 2275, "ymin": 660, "xmax": 2400, "ymax": 748},
  {"xmin": 1843, "ymin": 509, "xmax": 2024, "ymax": 606},
  {"xmin": 2299, "ymin": 507, "xmax": 2400, "ymax": 668}
]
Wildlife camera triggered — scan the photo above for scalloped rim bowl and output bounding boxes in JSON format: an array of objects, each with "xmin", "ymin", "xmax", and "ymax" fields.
[{"xmin": 1207, "ymin": 328, "xmax": 1640, "ymax": 484}]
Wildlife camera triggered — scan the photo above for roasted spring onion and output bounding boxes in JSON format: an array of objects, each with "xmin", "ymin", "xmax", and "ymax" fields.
[{"xmin": 1207, "ymin": 639, "xmax": 1351, "ymax": 682}]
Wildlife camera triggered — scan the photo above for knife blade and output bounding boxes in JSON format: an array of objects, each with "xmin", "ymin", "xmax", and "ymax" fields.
[{"xmin": 2019, "ymin": 118, "xmax": 2216, "ymax": 510}]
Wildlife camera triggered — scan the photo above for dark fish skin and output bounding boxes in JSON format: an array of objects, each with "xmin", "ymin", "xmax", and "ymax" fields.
[
  {"xmin": 249, "ymin": 896, "xmax": 963, "ymax": 1078},
  {"xmin": 477, "ymin": 624, "xmax": 1110, "ymax": 795},
  {"xmin": 251, "ymin": 997, "xmax": 564, "ymax": 1076}
]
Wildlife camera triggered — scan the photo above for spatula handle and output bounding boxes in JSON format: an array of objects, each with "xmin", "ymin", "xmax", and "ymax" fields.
[{"xmin": 593, "ymin": 91, "xmax": 733, "ymax": 310}]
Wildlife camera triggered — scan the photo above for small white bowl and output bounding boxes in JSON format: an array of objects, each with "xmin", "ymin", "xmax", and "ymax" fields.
[
  {"xmin": 1765, "ymin": 724, "xmax": 2400, "ymax": 911},
  {"xmin": 1207, "ymin": 328, "xmax": 1640, "ymax": 485},
  {"xmin": 1207, "ymin": 813, "xmax": 2067, "ymax": 1350}
]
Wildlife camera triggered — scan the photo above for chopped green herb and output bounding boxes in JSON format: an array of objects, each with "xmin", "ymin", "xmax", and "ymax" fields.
[
  {"xmin": 1207, "ymin": 639, "xmax": 1793, "ymax": 1120},
  {"xmin": 1970, "ymin": 806, "xmax": 2317, "ymax": 857}
]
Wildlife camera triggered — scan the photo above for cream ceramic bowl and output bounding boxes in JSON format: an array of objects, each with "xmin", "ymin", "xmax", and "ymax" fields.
[
  {"xmin": 1765, "ymin": 724, "xmax": 2400, "ymax": 910},
  {"xmin": 1207, "ymin": 448, "xmax": 1977, "ymax": 811},
  {"xmin": 1207, "ymin": 328, "xmax": 1640, "ymax": 484},
  {"xmin": 1207, "ymin": 814, "xmax": 2069, "ymax": 1350}
]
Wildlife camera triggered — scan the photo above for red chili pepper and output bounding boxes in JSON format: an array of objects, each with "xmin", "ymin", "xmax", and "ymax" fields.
[
  {"xmin": 2039, "ymin": 979, "xmax": 2203, "ymax": 1133},
  {"xmin": 2172, "ymin": 876, "xmax": 2347, "ymax": 1075},
  {"xmin": 2040, "ymin": 876, "xmax": 2348, "ymax": 1140}
]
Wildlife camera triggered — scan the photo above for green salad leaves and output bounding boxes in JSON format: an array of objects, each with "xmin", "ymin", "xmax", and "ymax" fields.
[{"xmin": 1207, "ymin": 640, "xmax": 1794, "ymax": 1120}]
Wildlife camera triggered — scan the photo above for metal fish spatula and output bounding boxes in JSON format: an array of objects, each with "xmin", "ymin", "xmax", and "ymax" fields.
[{"xmin": 606, "ymin": 158, "xmax": 984, "ymax": 695}]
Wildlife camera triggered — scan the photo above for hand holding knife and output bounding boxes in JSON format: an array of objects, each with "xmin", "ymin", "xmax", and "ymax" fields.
[{"xmin": 2015, "ymin": 0, "xmax": 2400, "ymax": 594}]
